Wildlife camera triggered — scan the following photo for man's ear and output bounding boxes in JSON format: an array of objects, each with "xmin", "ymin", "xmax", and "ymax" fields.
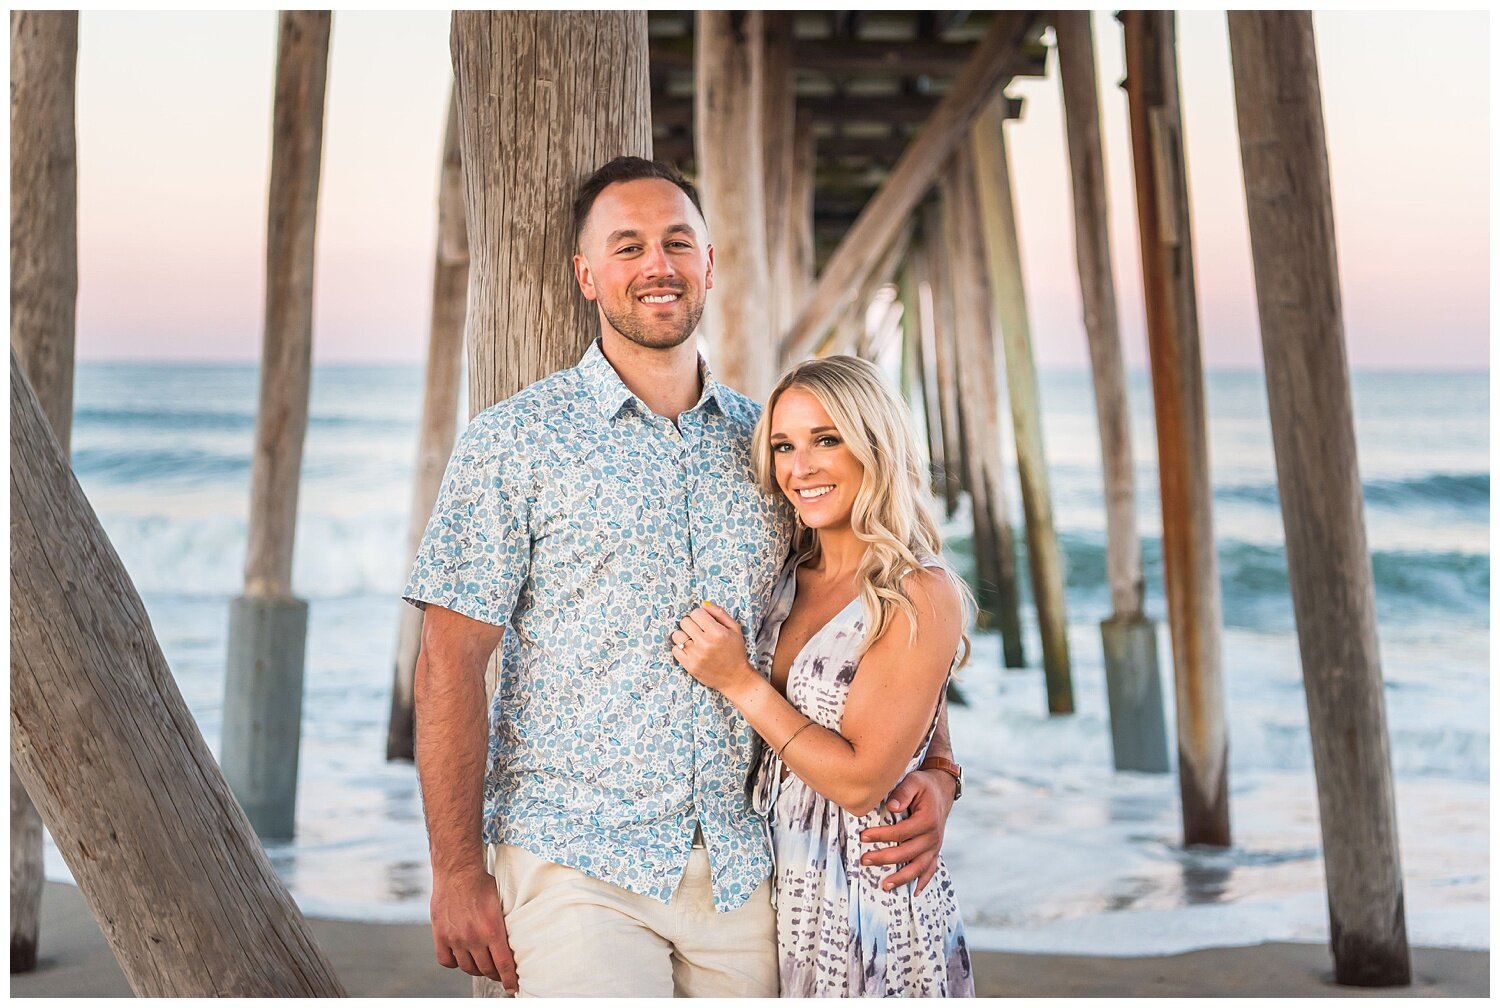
[
  {"xmin": 573, "ymin": 251, "xmax": 598, "ymax": 302},
  {"xmin": 704, "ymin": 243, "xmax": 715, "ymax": 292}
]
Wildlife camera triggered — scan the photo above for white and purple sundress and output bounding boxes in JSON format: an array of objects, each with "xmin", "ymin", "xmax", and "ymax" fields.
[{"xmin": 750, "ymin": 555, "xmax": 974, "ymax": 997}]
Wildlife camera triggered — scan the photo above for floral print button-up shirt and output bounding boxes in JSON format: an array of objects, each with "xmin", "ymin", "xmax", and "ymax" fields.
[{"xmin": 404, "ymin": 340, "xmax": 793, "ymax": 911}]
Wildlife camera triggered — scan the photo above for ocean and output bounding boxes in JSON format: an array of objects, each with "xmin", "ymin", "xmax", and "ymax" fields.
[{"xmin": 49, "ymin": 360, "xmax": 1488, "ymax": 955}]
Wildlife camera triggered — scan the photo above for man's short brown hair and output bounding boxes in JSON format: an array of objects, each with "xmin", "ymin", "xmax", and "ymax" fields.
[{"xmin": 572, "ymin": 157, "xmax": 704, "ymax": 250}]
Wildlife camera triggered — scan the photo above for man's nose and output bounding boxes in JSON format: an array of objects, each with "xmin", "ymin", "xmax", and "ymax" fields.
[{"xmin": 640, "ymin": 242, "xmax": 675, "ymax": 278}]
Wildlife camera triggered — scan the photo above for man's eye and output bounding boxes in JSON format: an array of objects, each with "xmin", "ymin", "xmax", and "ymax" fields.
[
  {"xmin": 616, "ymin": 245, "xmax": 641, "ymax": 255},
  {"xmin": 669, "ymin": 240, "xmax": 692, "ymax": 249}
]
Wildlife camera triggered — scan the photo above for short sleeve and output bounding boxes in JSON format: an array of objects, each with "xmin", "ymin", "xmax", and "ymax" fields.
[{"xmin": 402, "ymin": 412, "xmax": 530, "ymax": 627}]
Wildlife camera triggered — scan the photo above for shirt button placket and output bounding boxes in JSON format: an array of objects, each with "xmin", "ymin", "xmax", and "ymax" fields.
[{"xmin": 679, "ymin": 419, "xmax": 707, "ymax": 849}]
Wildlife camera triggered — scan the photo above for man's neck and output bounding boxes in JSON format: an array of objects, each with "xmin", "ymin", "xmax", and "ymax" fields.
[{"xmin": 597, "ymin": 330, "xmax": 704, "ymax": 421}]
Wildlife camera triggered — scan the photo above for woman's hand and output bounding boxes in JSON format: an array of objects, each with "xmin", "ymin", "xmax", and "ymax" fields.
[{"xmin": 670, "ymin": 602, "xmax": 758, "ymax": 697}]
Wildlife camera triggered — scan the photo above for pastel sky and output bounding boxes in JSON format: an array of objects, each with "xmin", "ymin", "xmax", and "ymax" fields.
[{"xmin": 72, "ymin": 11, "xmax": 1488, "ymax": 369}]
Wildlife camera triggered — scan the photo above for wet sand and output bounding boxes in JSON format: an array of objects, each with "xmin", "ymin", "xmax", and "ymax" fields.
[{"xmin": 10, "ymin": 882, "xmax": 1487, "ymax": 997}]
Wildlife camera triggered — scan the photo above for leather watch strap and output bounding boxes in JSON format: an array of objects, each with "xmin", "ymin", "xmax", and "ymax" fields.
[{"xmin": 920, "ymin": 756, "xmax": 963, "ymax": 800}]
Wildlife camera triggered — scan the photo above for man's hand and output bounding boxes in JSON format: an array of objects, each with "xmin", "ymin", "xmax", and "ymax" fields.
[
  {"xmin": 858, "ymin": 768, "xmax": 957, "ymax": 895},
  {"xmin": 430, "ymin": 868, "xmax": 518, "ymax": 994}
]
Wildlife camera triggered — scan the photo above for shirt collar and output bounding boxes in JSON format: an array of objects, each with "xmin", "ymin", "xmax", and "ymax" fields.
[{"xmin": 576, "ymin": 339, "xmax": 724, "ymax": 421}]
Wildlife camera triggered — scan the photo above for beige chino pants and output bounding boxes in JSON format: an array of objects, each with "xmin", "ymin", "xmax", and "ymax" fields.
[{"xmin": 473, "ymin": 842, "xmax": 778, "ymax": 998}]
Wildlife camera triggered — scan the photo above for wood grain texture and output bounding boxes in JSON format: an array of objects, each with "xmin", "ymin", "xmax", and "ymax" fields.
[
  {"xmin": 1120, "ymin": 10, "xmax": 1229, "ymax": 847},
  {"xmin": 9, "ymin": 10, "xmax": 78, "ymax": 972},
  {"xmin": 761, "ymin": 12, "xmax": 798, "ymax": 359},
  {"xmin": 912, "ymin": 223, "xmax": 960, "ymax": 516},
  {"xmin": 901, "ymin": 243, "xmax": 946, "ymax": 505},
  {"xmin": 10, "ymin": 355, "xmax": 344, "ymax": 996},
  {"xmin": 452, "ymin": 12, "xmax": 651, "ymax": 414},
  {"xmin": 243, "ymin": 11, "xmax": 330, "ymax": 598},
  {"xmin": 1054, "ymin": 12, "xmax": 1144, "ymax": 621},
  {"xmin": 779, "ymin": 12, "xmax": 1034, "ymax": 362},
  {"xmin": 938, "ymin": 159, "xmax": 1025, "ymax": 669},
  {"xmin": 696, "ymin": 11, "xmax": 775, "ymax": 400},
  {"xmin": 10, "ymin": 11, "xmax": 76, "ymax": 451},
  {"xmin": 787, "ymin": 113, "xmax": 818, "ymax": 318},
  {"xmin": 969, "ymin": 99, "xmax": 1073, "ymax": 712},
  {"xmin": 389, "ymin": 88, "xmax": 469, "ymax": 762},
  {"xmin": 1227, "ymin": 10, "xmax": 1410, "ymax": 987},
  {"xmin": 822, "ymin": 223, "xmax": 911, "ymax": 359}
]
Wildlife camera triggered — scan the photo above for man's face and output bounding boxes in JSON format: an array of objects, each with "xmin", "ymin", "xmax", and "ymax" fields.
[{"xmin": 573, "ymin": 178, "xmax": 714, "ymax": 350}]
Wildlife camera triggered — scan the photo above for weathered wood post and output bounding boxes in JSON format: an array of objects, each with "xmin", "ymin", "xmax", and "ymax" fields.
[
  {"xmin": 696, "ymin": 11, "xmax": 774, "ymax": 399},
  {"xmin": 452, "ymin": 12, "xmax": 649, "ymax": 409},
  {"xmin": 914, "ymin": 224, "xmax": 963, "ymax": 517},
  {"xmin": 9, "ymin": 9, "xmax": 77, "ymax": 972},
  {"xmin": 969, "ymin": 96, "xmax": 1074, "ymax": 714},
  {"xmin": 939, "ymin": 158, "xmax": 1027, "ymax": 671},
  {"xmin": 451, "ymin": 12, "xmax": 652, "ymax": 996},
  {"xmin": 1055, "ymin": 11, "xmax": 1168, "ymax": 771},
  {"xmin": 221, "ymin": 11, "xmax": 331, "ymax": 840},
  {"xmin": 388, "ymin": 89, "xmax": 469, "ymax": 762},
  {"xmin": 762, "ymin": 12, "xmax": 797, "ymax": 352},
  {"xmin": 924, "ymin": 205, "xmax": 986, "ymax": 551},
  {"xmin": 786, "ymin": 113, "xmax": 817, "ymax": 318},
  {"xmin": 826, "ymin": 224, "xmax": 912, "ymax": 358},
  {"xmin": 11, "ymin": 358, "xmax": 346, "ymax": 996},
  {"xmin": 900, "ymin": 239, "xmax": 947, "ymax": 503},
  {"xmin": 1120, "ymin": 10, "xmax": 1230, "ymax": 846},
  {"xmin": 1227, "ymin": 11, "xmax": 1410, "ymax": 985}
]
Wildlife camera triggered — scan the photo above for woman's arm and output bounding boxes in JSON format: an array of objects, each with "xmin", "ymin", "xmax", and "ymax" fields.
[{"xmin": 674, "ymin": 570, "xmax": 963, "ymax": 816}]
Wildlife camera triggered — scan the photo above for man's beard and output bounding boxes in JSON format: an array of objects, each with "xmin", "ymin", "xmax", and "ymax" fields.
[{"xmin": 599, "ymin": 289, "xmax": 705, "ymax": 350}]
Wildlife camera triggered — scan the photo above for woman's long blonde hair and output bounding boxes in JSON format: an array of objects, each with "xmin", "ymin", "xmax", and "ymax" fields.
[{"xmin": 752, "ymin": 356, "xmax": 974, "ymax": 665}]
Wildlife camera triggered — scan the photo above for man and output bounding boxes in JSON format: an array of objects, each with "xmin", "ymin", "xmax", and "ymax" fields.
[{"xmin": 404, "ymin": 157, "xmax": 963, "ymax": 997}]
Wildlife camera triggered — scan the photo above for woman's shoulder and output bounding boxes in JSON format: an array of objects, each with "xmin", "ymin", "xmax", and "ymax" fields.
[{"xmin": 889, "ymin": 552, "xmax": 962, "ymax": 626}]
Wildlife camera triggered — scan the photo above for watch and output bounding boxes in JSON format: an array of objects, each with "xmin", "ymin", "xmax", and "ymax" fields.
[{"xmin": 920, "ymin": 756, "xmax": 963, "ymax": 800}]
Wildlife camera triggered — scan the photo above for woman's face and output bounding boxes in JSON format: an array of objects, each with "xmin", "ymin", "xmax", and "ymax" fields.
[{"xmin": 768, "ymin": 387, "xmax": 865, "ymax": 532}]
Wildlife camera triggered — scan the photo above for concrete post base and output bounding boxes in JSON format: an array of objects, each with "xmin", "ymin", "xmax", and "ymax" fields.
[
  {"xmin": 1100, "ymin": 613, "xmax": 1170, "ymax": 773},
  {"xmin": 222, "ymin": 594, "xmax": 309, "ymax": 840}
]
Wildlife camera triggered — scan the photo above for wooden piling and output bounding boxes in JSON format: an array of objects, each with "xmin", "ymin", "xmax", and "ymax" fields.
[
  {"xmin": 221, "ymin": 11, "xmax": 331, "ymax": 840},
  {"xmin": 939, "ymin": 159, "xmax": 1026, "ymax": 670},
  {"xmin": 9, "ymin": 9, "xmax": 77, "ymax": 972},
  {"xmin": 761, "ymin": 12, "xmax": 797, "ymax": 349},
  {"xmin": 10, "ymin": 356, "xmax": 346, "ymax": 996},
  {"xmin": 453, "ymin": 12, "xmax": 650, "ymax": 410},
  {"xmin": 1054, "ymin": 11, "xmax": 1168, "ymax": 771},
  {"xmin": 1227, "ymin": 10, "xmax": 1410, "ymax": 985},
  {"xmin": 696, "ymin": 11, "xmax": 775, "ymax": 399},
  {"xmin": 387, "ymin": 89, "xmax": 469, "ymax": 763},
  {"xmin": 1120, "ymin": 10, "xmax": 1230, "ymax": 846},
  {"xmin": 969, "ymin": 96, "xmax": 1074, "ymax": 714},
  {"xmin": 824, "ymin": 223, "xmax": 912, "ymax": 358},
  {"xmin": 786, "ymin": 113, "xmax": 817, "ymax": 320},
  {"xmin": 913, "ymin": 226, "xmax": 962, "ymax": 516},
  {"xmin": 900, "ymin": 240, "xmax": 947, "ymax": 503}
]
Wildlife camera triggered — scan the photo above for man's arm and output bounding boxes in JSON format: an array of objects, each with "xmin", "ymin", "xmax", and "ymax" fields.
[
  {"xmin": 416, "ymin": 605, "xmax": 516, "ymax": 992},
  {"xmin": 857, "ymin": 695, "xmax": 958, "ymax": 894}
]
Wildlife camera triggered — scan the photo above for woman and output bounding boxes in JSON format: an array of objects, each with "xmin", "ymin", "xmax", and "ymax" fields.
[{"xmin": 670, "ymin": 356, "xmax": 975, "ymax": 997}]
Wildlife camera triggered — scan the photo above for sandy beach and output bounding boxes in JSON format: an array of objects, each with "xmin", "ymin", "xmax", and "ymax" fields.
[{"xmin": 11, "ymin": 881, "xmax": 1486, "ymax": 998}]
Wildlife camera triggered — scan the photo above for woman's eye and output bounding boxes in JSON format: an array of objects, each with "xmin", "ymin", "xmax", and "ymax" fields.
[
  {"xmin": 817, "ymin": 436, "xmax": 840, "ymax": 447},
  {"xmin": 771, "ymin": 442, "xmax": 791, "ymax": 453}
]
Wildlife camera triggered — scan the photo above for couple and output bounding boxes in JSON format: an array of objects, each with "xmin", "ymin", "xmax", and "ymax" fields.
[{"xmin": 404, "ymin": 156, "xmax": 973, "ymax": 998}]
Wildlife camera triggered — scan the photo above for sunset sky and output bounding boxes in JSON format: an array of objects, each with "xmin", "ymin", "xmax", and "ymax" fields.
[{"xmin": 72, "ymin": 11, "xmax": 1488, "ymax": 370}]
